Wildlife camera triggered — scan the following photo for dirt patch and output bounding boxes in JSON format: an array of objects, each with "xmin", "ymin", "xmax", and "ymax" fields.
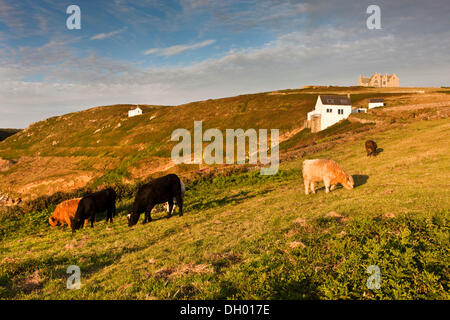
[
  {"xmin": 326, "ymin": 211, "xmax": 349, "ymax": 224},
  {"xmin": 209, "ymin": 252, "xmax": 242, "ymax": 273},
  {"xmin": 1, "ymin": 257, "xmax": 21, "ymax": 264},
  {"xmin": 289, "ymin": 241, "xmax": 306, "ymax": 249},
  {"xmin": 0, "ymin": 158, "xmax": 14, "ymax": 172},
  {"xmin": 16, "ymin": 270, "xmax": 42, "ymax": 293},
  {"xmin": 154, "ymin": 263, "xmax": 213, "ymax": 280},
  {"xmin": 383, "ymin": 212, "xmax": 396, "ymax": 219},
  {"xmin": 118, "ymin": 283, "xmax": 133, "ymax": 291},
  {"xmin": 293, "ymin": 217, "xmax": 308, "ymax": 227}
]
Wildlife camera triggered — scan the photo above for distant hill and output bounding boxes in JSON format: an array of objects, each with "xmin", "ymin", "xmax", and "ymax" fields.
[
  {"xmin": 0, "ymin": 129, "xmax": 21, "ymax": 142},
  {"xmin": 0, "ymin": 86, "xmax": 448, "ymax": 199}
]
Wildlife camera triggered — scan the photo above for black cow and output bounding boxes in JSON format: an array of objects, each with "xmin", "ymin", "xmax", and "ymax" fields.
[
  {"xmin": 128, "ymin": 174, "xmax": 183, "ymax": 227},
  {"xmin": 71, "ymin": 188, "xmax": 117, "ymax": 232},
  {"xmin": 365, "ymin": 140, "xmax": 378, "ymax": 157}
]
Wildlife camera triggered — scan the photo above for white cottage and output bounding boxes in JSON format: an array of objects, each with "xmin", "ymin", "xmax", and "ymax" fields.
[
  {"xmin": 306, "ymin": 95, "xmax": 352, "ymax": 132},
  {"xmin": 368, "ymin": 98, "xmax": 384, "ymax": 109},
  {"xmin": 128, "ymin": 106, "xmax": 143, "ymax": 117}
]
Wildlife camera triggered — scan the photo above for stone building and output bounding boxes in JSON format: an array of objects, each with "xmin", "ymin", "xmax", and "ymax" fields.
[{"xmin": 358, "ymin": 73, "xmax": 399, "ymax": 87}]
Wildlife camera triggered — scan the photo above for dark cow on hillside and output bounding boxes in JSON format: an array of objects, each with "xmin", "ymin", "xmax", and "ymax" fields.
[
  {"xmin": 127, "ymin": 174, "xmax": 183, "ymax": 227},
  {"xmin": 365, "ymin": 140, "xmax": 378, "ymax": 157},
  {"xmin": 71, "ymin": 188, "xmax": 117, "ymax": 232}
]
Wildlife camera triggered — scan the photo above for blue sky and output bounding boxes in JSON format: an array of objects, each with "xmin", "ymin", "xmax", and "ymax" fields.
[{"xmin": 0, "ymin": 0, "xmax": 449, "ymax": 128}]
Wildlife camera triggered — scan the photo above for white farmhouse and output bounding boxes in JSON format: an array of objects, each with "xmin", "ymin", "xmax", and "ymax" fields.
[
  {"xmin": 368, "ymin": 98, "xmax": 384, "ymax": 109},
  {"xmin": 128, "ymin": 106, "xmax": 143, "ymax": 117},
  {"xmin": 306, "ymin": 95, "xmax": 352, "ymax": 132}
]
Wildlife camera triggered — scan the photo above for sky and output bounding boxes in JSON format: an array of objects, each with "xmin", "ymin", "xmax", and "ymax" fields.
[{"xmin": 0, "ymin": 0, "xmax": 449, "ymax": 128}]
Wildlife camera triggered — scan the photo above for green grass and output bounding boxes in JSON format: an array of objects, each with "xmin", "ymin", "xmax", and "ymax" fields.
[{"xmin": 1, "ymin": 118, "xmax": 448, "ymax": 299}]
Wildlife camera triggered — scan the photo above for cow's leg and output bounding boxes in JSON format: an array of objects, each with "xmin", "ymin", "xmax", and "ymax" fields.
[
  {"xmin": 310, "ymin": 182, "xmax": 316, "ymax": 194},
  {"xmin": 143, "ymin": 205, "xmax": 154, "ymax": 224},
  {"xmin": 106, "ymin": 208, "xmax": 113, "ymax": 223},
  {"xmin": 167, "ymin": 198, "xmax": 174, "ymax": 217},
  {"xmin": 175, "ymin": 194, "xmax": 183, "ymax": 217},
  {"xmin": 143, "ymin": 208, "xmax": 149, "ymax": 224},
  {"xmin": 330, "ymin": 184, "xmax": 337, "ymax": 191},
  {"xmin": 324, "ymin": 177, "xmax": 331, "ymax": 193},
  {"xmin": 90, "ymin": 214, "xmax": 95, "ymax": 228},
  {"xmin": 304, "ymin": 180, "xmax": 309, "ymax": 195},
  {"xmin": 172, "ymin": 197, "xmax": 178, "ymax": 214}
]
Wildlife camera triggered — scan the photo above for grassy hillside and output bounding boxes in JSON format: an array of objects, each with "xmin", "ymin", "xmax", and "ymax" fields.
[
  {"xmin": 1, "ymin": 87, "xmax": 448, "ymax": 199},
  {"xmin": 1, "ymin": 117, "xmax": 448, "ymax": 299}
]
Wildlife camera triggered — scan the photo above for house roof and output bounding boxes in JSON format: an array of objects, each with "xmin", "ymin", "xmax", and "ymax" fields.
[
  {"xmin": 369, "ymin": 98, "xmax": 384, "ymax": 103},
  {"xmin": 319, "ymin": 95, "xmax": 351, "ymax": 106}
]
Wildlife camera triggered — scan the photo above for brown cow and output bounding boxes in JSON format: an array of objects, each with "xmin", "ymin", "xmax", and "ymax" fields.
[
  {"xmin": 302, "ymin": 159, "xmax": 354, "ymax": 194},
  {"xmin": 365, "ymin": 140, "xmax": 378, "ymax": 157},
  {"xmin": 49, "ymin": 198, "xmax": 82, "ymax": 228}
]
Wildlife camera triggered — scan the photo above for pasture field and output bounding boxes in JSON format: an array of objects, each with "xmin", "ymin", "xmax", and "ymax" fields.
[
  {"xmin": 1, "ymin": 86, "xmax": 448, "ymax": 200},
  {"xmin": 1, "ymin": 117, "xmax": 448, "ymax": 299}
]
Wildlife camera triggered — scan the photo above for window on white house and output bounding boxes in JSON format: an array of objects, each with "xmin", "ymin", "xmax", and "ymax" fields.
[
  {"xmin": 338, "ymin": 109, "xmax": 343, "ymax": 115},
  {"xmin": 326, "ymin": 109, "xmax": 332, "ymax": 113}
]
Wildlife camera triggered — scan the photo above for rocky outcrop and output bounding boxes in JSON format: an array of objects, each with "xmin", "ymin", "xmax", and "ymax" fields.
[{"xmin": 0, "ymin": 193, "xmax": 22, "ymax": 206}]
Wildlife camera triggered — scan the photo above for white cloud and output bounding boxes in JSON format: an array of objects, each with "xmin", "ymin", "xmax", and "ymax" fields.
[
  {"xmin": 90, "ymin": 29, "xmax": 125, "ymax": 40},
  {"xmin": 144, "ymin": 39, "xmax": 216, "ymax": 56},
  {"xmin": 1, "ymin": 25, "xmax": 450, "ymax": 128}
]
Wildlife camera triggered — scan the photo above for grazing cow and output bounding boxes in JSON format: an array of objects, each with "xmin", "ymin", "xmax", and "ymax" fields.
[
  {"xmin": 163, "ymin": 180, "xmax": 185, "ymax": 214},
  {"xmin": 365, "ymin": 140, "xmax": 378, "ymax": 157},
  {"xmin": 71, "ymin": 188, "xmax": 117, "ymax": 232},
  {"xmin": 303, "ymin": 159, "xmax": 354, "ymax": 194},
  {"xmin": 49, "ymin": 198, "xmax": 82, "ymax": 228},
  {"xmin": 128, "ymin": 174, "xmax": 183, "ymax": 227}
]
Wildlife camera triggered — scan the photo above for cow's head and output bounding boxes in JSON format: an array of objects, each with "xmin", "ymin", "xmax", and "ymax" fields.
[
  {"xmin": 127, "ymin": 212, "xmax": 139, "ymax": 227},
  {"xmin": 342, "ymin": 174, "xmax": 354, "ymax": 190},
  {"xmin": 71, "ymin": 217, "xmax": 81, "ymax": 233},
  {"xmin": 48, "ymin": 216, "xmax": 58, "ymax": 227}
]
